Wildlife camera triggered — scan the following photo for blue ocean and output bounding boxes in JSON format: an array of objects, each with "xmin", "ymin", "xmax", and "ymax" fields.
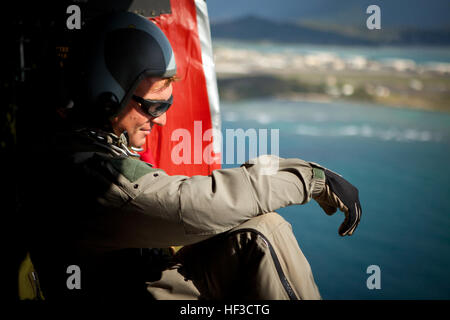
[{"xmin": 220, "ymin": 99, "xmax": 450, "ymax": 299}]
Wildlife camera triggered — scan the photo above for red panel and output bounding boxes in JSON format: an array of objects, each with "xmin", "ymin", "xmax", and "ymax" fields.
[{"xmin": 139, "ymin": 0, "xmax": 221, "ymax": 176}]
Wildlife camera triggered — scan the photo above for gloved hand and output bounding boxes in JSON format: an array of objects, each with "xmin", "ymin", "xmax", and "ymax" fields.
[{"xmin": 313, "ymin": 168, "xmax": 362, "ymax": 236}]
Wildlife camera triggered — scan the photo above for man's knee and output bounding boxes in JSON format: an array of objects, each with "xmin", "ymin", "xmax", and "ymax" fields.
[
  {"xmin": 226, "ymin": 212, "xmax": 321, "ymax": 300},
  {"xmin": 228, "ymin": 212, "xmax": 291, "ymax": 239}
]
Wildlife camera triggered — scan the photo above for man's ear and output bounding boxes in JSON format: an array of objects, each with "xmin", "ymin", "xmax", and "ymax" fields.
[
  {"xmin": 110, "ymin": 116, "xmax": 119, "ymax": 126},
  {"xmin": 111, "ymin": 102, "xmax": 130, "ymax": 125},
  {"xmin": 110, "ymin": 116, "xmax": 121, "ymax": 135}
]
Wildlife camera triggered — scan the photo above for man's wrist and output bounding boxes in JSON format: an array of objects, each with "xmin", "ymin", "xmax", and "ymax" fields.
[{"xmin": 310, "ymin": 163, "xmax": 326, "ymax": 198}]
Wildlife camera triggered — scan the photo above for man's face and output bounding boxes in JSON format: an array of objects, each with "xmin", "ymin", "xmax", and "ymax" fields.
[{"xmin": 111, "ymin": 77, "xmax": 173, "ymax": 148}]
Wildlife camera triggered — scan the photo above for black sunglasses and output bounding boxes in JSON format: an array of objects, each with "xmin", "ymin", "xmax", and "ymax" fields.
[{"xmin": 132, "ymin": 94, "xmax": 173, "ymax": 118}]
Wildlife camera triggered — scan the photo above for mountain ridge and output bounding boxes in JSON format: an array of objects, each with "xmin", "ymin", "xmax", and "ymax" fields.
[
  {"xmin": 207, "ymin": 0, "xmax": 450, "ymax": 30},
  {"xmin": 210, "ymin": 15, "xmax": 450, "ymax": 46}
]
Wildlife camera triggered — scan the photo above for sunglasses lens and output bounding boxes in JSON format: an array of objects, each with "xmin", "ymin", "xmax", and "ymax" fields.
[
  {"xmin": 133, "ymin": 95, "xmax": 173, "ymax": 117},
  {"xmin": 148, "ymin": 102, "xmax": 170, "ymax": 117}
]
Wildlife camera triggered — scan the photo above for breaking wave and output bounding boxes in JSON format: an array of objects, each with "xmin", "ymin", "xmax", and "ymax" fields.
[{"xmin": 294, "ymin": 124, "xmax": 441, "ymax": 142}]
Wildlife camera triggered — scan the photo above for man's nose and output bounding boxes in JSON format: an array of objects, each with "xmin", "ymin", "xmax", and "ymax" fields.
[{"xmin": 150, "ymin": 112, "xmax": 166, "ymax": 126}]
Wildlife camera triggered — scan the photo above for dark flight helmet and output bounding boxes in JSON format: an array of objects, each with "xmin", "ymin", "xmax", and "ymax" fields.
[{"xmin": 81, "ymin": 11, "xmax": 176, "ymax": 118}]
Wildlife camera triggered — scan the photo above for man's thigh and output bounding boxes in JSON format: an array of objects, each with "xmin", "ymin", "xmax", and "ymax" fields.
[{"xmin": 147, "ymin": 212, "xmax": 321, "ymax": 300}]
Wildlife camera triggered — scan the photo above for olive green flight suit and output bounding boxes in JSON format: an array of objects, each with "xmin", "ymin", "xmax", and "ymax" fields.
[{"xmin": 29, "ymin": 130, "xmax": 324, "ymax": 300}]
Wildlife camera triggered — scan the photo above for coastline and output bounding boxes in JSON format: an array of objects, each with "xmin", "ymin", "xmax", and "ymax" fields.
[{"xmin": 213, "ymin": 41, "xmax": 450, "ymax": 113}]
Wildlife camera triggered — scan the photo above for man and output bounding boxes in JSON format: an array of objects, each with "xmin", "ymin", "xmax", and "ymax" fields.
[{"xmin": 27, "ymin": 12, "xmax": 361, "ymax": 301}]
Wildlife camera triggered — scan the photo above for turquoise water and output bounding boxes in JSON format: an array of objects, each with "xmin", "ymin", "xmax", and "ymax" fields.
[{"xmin": 220, "ymin": 99, "xmax": 450, "ymax": 299}]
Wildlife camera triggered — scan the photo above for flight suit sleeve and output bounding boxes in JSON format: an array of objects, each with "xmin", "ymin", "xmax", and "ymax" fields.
[{"xmin": 112, "ymin": 155, "xmax": 325, "ymax": 248}]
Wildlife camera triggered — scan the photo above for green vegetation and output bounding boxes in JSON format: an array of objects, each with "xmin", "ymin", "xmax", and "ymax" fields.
[{"xmin": 217, "ymin": 71, "xmax": 450, "ymax": 112}]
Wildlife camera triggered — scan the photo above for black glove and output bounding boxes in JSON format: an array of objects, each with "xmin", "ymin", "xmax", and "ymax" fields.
[{"xmin": 314, "ymin": 169, "xmax": 362, "ymax": 236}]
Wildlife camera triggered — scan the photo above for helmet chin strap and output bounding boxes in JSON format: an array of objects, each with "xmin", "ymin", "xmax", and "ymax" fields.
[
  {"xmin": 117, "ymin": 130, "xmax": 142, "ymax": 156},
  {"xmin": 81, "ymin": 128, "xmax": 141, "ymax": 158},
  {"xmin": 121, "ymin": 130, "xmax": 144, "ymax": 152}
]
